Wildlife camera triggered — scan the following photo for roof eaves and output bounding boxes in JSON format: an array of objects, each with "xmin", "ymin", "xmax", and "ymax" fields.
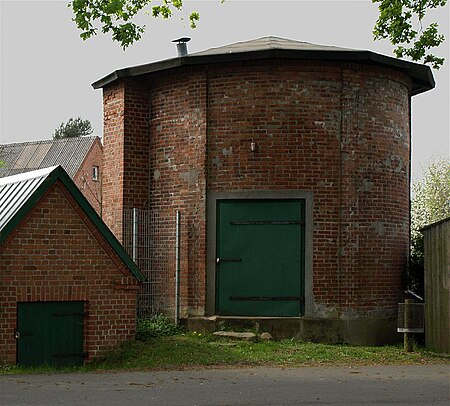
[
  {"xmin": 92, "ymin": 60, "xmax": 185, "ymax": 89},
  {"xmin": 92, "ymin": 44, "xmax": 434, "ymax": 95},
  {"xmin": 366, "ymin": 52, "xmax": 435, "ymax": 95},
  {"xmin": 92, "ymin": 70, "xmax": 124, "ymax": 90}
]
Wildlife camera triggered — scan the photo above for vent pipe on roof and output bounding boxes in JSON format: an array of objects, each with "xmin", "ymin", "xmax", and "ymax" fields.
[{"xmin": 172, "ymin": 37, "xmax": 191, "ymax": 57}]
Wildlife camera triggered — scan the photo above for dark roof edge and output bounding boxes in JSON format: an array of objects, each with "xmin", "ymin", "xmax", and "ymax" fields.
[
  {"xmin": 420, "ymin": 216, "xmax": 450, "ymax": 232},
  {"xmin": 91, "ymin": 48, "xmax": 435, "ymax": 95},
  {"xmin": 0, "ymin": 166, "xmax": 145, "ymax": 282}
]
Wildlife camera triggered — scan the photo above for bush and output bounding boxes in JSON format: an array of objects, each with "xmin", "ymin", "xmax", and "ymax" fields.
[
  {"xmin": 410, "ymin": 160, "xmax": 450, "ymax": 298},
  {"xmin": 136, "ymin": 315, "xmax": 184, "ymax": 340}
]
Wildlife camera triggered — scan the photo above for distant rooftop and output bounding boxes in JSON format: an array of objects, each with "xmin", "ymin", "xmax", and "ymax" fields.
[
  {"xmin": 92, "ymin": 36, "xmax": 434, "ymax": 96},
  {"xmin": 0, "ymin": 136, "xmax": 101, "ymax": 179}
]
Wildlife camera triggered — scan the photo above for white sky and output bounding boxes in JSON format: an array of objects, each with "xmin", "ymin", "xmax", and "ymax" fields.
[{"xmin": 0, "ymin": 0, "xmax": 448, "ymax": 181}]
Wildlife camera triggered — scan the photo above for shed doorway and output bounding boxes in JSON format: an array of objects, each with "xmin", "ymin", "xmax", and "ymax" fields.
[
  {"xmin": 17, "ymin": 301, "xmax": 85, "ymax": 367},
  {"xmin": 216, "ymin": 199, "xmax": 305, "ymax": 317}
]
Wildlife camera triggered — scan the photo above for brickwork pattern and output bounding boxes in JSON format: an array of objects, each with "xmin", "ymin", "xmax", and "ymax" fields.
[
  {"xmin": 147, "ymin": 68, "xmax": 207, "ymax": 316},
  {"xmin": 102, "ymin": 82, "xmax": 126, "ymax": 239},
  {"xmin": 0, "ymin": 182, "xmax": 139, "ymax": 365},
  {"xmin": 73, "ymin": 137, "xmax": 103, "ymax": 214},
  {"xmin": 102, "ymin": 79, "xmax": 150, "ymax": 241},
  {"xmin": 206, "ymin": 61, "xmax": 411, "ymax": 317},
  {"xmin": 101, "ymin": 59, "xmax": 412, "ymax": 319}
]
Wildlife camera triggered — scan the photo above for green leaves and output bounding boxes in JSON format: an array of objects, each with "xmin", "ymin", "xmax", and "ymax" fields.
[
  {"xmin": 70, "ymin": 0, "xmax": 200, "ymax": 50},
  {"xmin": 411, "ymin": 160, "xmax": 450, "ymax": 237},
  {"xmin": 372, "ymin": 0, "xmax": 447, "ymax": 69},
  {"xmin": 189, "ymin": 11, "xmax": 199, "ymax": 28},
  {"xmin": 53, "ymin": 117, "xmax": 94, "ymax": 139},
  {"xmin": 409, "ymin": 160, "xmax": 450, "ymax": 295}
]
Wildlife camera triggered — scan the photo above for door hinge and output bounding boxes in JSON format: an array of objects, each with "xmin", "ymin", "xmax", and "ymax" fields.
[
  {"xmin": 216, "ymin": 258, "xmax": 243, "ymax": 264},
  {"xmin": 229, "ymin": 296, "xmax": 304, "ymax": 302}
]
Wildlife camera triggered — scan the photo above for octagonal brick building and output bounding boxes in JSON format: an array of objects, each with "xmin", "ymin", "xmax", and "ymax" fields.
[{"xmin": 93, "ymin": 37, "xmax": 434, "ymax": 344}]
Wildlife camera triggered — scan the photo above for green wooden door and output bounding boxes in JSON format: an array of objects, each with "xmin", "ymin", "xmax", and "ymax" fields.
[
  {"xmin": 216, "ymin": 199, "xmax": 305, "ymax": 317},
  {"xmin": 17, "ymin": 301, "xmax": 85, "ymax": 367}
]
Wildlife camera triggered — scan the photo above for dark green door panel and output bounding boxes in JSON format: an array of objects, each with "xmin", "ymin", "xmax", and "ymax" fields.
[
  {"xmin": 216, "ymin": 200, "xmax": 305, "ymax": 317},
  {"xmin": 17, "ymin": 302, "xmax": 84, "ymax": 367}
]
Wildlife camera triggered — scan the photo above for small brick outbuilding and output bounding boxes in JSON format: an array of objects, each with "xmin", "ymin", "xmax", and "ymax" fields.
[
  {"xmin": 0, "ymin": 166, "xmax": 144, "ymax": 367},
  {"xmin": 93, "ymin": 37, "xmax": 435, "ymax": 344}
]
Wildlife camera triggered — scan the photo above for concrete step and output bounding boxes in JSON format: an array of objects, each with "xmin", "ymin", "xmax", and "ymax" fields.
[{"xmin": 213, "ymin": 331, "xmax": 257, "ymax": 341}]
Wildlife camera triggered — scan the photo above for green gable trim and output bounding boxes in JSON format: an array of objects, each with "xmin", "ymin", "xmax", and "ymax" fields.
[
  {"xmin": 0, "ymin": 172, "xmax": 56, "ymax": 247},
  {"xmin": 0, "ymin": 166, "xmax": 145, "ymax": 282}
]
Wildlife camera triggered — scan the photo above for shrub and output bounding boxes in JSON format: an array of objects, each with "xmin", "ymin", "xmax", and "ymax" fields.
[{"xmin": 136, "ymin": 314, "xmax": 184, "ymax": 340}]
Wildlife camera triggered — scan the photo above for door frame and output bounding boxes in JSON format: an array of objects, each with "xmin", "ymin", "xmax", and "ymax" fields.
[
  {"xmin": 206, "ymin": 190, "xmax": 314, "ymax": 317},
  {"xmin": 16, "ymin": 301, "xmax": 85, "ymax": 367}
]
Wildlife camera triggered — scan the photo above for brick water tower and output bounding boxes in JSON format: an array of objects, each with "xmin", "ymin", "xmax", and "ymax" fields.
[{"xmin": 93, "ymin": 37, "xmax": 434, "ymax": 344}]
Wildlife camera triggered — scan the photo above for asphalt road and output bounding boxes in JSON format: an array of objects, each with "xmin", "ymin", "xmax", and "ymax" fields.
[{"xmin": 0, "ymin": 365, "xmax": 449, "ymax": 406}]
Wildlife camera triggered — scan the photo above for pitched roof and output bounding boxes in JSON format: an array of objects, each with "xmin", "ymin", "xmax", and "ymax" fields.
[
  {"xmin": 0, "ymin": 166, "xmax": 145, "ymax": 282},
  {"xmin": 92, "ymin": 36, "xmax": 434, "ymax": 96},
  {"xmin": 0, "ymin": 136, "xmax": 101, "ymax": 179},
  {"xmin": 190, "ymin": 36, "xmax": 355, "ymax": 56}
]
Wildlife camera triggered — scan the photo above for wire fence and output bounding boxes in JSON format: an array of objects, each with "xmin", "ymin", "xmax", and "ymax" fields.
[{"xmin": 118, "ymin": 209, "xmax": 177, "ymax": 319}]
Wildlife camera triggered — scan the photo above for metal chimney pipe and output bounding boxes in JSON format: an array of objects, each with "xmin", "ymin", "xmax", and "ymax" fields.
[{"xmin": 172, "ymin": 37, "xmax": 191, "ymax": 57}]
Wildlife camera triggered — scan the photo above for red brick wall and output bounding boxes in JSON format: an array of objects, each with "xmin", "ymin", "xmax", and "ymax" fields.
[
  {"xmin": 73, "ymin": 137, "xmax": 103, "ymax": 214},
  {"xmin": 0, "ymin": 181, "xmax": 139, "ymax": 365},
  {"xmin": 102, "ymin": 79, "xmax": 149, "ymax": 242},
  {"xmin": 147, "ymin": 68, "xmax": 207, "ymax": 315},
  {"xmin": 206, "ymin": 60, "xmax": 411, "ymax": 318},
  {"xmin": 102, "ymin": 81, "xmax": 126, "ymax": 240},
  {"xmin": 101, "ymin": 59, "xmax": 412, "ymax": 319}
]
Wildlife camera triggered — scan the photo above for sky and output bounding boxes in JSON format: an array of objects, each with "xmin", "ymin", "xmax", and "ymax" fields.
[{"xmin": 0, "ymin": 0, "xmax": 448, "ymax": 181}]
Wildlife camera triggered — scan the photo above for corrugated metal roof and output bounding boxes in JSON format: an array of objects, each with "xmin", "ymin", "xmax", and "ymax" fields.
[
  {"xmin": 92, "ymin": 36, "xmax": 434, "ymax": 96},
  {"xmin": 0, "ymin": 166, "xmax": 144, "ymax": 282},
  {"xmin": 0, "ymin": 166, "xmax": 56, "ymax": 232},
  {"xmin": 0, "ymin": 136, "xmax": 100, "ymax": 179}
]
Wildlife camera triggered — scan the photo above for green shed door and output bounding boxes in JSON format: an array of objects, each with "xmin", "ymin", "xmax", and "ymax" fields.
[
  {"xmin": 216, "ymin": 199, "xmax": 305, "ymax": 317},
  {"xmin": 17, "ymin": 301, "xmax": 85, "ymax": 367}
]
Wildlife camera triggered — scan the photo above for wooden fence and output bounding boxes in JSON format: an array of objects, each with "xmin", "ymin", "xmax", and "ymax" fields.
[{"xmin": 423, "ymin": 217, "xmax": 450, "ymax": 353}]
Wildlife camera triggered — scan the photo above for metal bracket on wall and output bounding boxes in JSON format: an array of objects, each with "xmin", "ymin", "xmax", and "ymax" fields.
[
  {"xmin": 216, "ymin": 258, "xmax": 243, "ymax": 264},
  {"xmin": 230, "ymin": 220, "xmax": 304, "ymax": 225},
  {"xmin": 229, "ymin": 296, "xmax": 304, "ymax": 302}
]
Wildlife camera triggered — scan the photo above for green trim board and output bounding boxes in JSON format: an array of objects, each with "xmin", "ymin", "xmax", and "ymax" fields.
[{"xmin": 0, "ymin": 165, "xmax": 145, "ymax": 282}]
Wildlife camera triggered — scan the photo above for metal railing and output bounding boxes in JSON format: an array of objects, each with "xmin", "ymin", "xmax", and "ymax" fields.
[{"xmin": 118, "ymin": 208, "xmax": 178, "ymax": 319}]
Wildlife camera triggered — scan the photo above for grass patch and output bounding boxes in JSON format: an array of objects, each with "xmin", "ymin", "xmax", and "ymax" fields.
[
  {"xmin": 85, "ymin": 333, "xmax": 449, "ymax": 372},
  {"xmin": 2, "ymin": 333, "xmax": 448, "ymax": 375}
]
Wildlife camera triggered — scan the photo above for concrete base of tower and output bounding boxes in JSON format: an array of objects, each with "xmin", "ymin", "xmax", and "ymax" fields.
[{"xmin": 181, "ymin": 316, "xmax": 400, "ymax": 346}]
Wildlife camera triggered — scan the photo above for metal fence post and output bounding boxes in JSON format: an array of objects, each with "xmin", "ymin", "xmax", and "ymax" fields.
[
  {"xmin": 175, "ymin": 211, "xmax": 181, "ymax": 324},
  {"xmin": 132, "ymin": 208, "xmax": 138, "ymax": 263},
  {"xmin": 404, "ymin": 299, "xmax": 414, "ymax": 352}
]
